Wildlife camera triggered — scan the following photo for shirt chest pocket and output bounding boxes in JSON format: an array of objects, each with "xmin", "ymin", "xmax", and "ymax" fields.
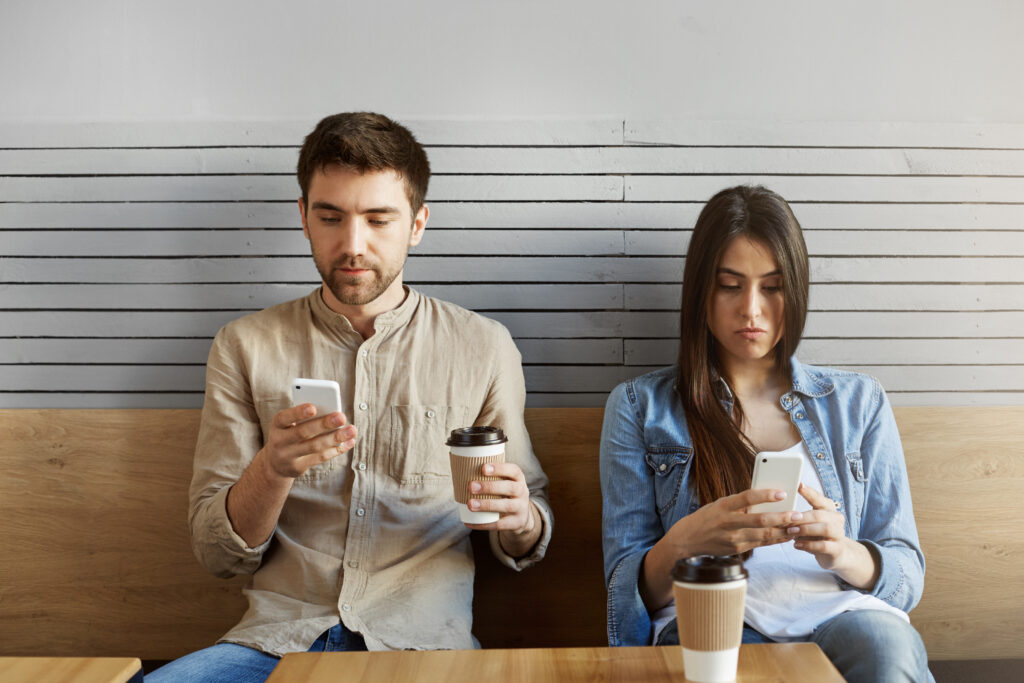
[
  {"xmin": 644, "ymin": 446, "xmax": 692, "ymax": 516},
  {"xmin": 388, "ymin": 405, "xmax": 469, "ymax": 486}
]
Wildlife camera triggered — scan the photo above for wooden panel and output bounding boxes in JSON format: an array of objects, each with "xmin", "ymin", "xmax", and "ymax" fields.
[
  {"xmin": 2, "ymin": 407, "xmax": 1021, "ymax": 660},
  {"xmin": 626, "ymin": 175, "xmax": 1024, "ymax": 203},
  {"xmin": 4, "ymin": 201, "xmax": 1023, "ymax": 230},
  {"xmin": 0, "ymin": 657, "xmax": 142, "ymax": 683},
  {"xmin": 625, "ymin": 338, "xmax": 1024, "ymax": 367},
  {"xmin": 627, "ymin": 284, "xmax": 1024, "ymax": 311},
  {"xmin": 0, "ymin": 174, "xmax": 624, "ymax": 202},
  {"xmin": 625, "ymin": 120, "xmax": 1024, "ymax": 148},
  {"xmin": 0, "ymin": 119, "xmax": 624, "ymax": 147},
  {"xmin": 626, "ymin": 230, "xmax": 1024, "ymax": 257}
]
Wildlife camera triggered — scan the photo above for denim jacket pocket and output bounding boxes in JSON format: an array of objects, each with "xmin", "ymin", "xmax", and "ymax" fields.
[
  {"xmin": 644, "ymin": 446, "xmax": 692, "ymax": 516},
  {"xmin": 844, "ymin": 450, "xmax": 867, "ymax": 522}
]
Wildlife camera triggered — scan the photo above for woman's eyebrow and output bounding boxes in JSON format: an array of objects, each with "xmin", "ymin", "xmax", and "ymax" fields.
[{"xmin": 717, "ymin": 267, "xmax": 782, "ymax": 278}]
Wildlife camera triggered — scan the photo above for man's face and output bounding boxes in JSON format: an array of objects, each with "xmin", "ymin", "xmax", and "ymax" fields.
[{"xmin": 299, "ymin": 165, "xmax": 426, "ymax": 313}]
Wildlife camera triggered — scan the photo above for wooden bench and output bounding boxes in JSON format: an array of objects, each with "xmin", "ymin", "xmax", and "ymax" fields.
[{"xmin": 2, "ymin": 407, "xmax": 1021, "ymax": 673}]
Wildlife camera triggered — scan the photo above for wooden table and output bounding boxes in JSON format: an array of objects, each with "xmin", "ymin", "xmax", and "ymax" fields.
[
  {"xmin": 266, "ymin": 643, "xmax": 842, "ymax": 682},
  {"xmin": 0, "ymin": 657, "xmax": 141, "ymax": 683}
]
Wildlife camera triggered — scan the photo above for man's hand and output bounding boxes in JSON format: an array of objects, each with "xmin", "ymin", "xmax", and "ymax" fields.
[
  {"xmin": 259, "ymin": 403, "xmax": 357, "ymax": 479},
  {"xmin": 462, "ymin": 462, "xmax": 542, "ymax": 558},
  {"xmin": 226, "ymin": 404, "xmax": 357, "ymax": 548}
]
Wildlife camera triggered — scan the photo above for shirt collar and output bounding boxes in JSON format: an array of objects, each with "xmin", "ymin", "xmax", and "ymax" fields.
[{"xmin": 307, "ymin": 285, "xmax": 420, "ymax": 339}]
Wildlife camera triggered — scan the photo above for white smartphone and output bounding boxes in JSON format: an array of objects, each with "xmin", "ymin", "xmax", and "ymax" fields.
[
  {"xmin": 748, "ymin": 450, "xmax": 803, "ymax": 513},
  {"xmin": 290, "ymin": 378, "xmax": 342, "ymax": 421}
]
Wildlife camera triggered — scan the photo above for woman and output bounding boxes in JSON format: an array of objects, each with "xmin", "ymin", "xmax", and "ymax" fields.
[{"xmin": 600, "ymin": 186, "xmax": 931, "ymax": 682}]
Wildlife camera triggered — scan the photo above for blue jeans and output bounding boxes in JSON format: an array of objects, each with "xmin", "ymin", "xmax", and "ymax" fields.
[
  {"xmin": 146, "ymin": 622, "xmax": 367, "ymax": 683},
  {"xmin": 656, "ymin": 610, "xmax": 933, "ymax": 683}
]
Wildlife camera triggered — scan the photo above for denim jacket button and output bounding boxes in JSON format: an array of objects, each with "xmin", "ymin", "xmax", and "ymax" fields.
[
  {"xmin": 796, "ymin": 412, "xmax": 804, "ymax": 419},
  {"xmin": 659, "ymin": 464, "xmax": 667, "ymax": 472},
  {"xmin": 816, "ymin": 452, "xmax": 824, "ymax": 459}
]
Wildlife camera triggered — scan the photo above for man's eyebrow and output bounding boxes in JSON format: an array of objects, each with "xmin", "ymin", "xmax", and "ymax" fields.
[
  {"xmin": 310, "ymin": 201, "xmax": 343, "ymax": 212},
  {"xmin": 717, "ymin": 267, "xmax": 782, "ymax": 278},
  {"xmin": 363, "ymin": 205, "xmax": 402, "ymax": 215}
]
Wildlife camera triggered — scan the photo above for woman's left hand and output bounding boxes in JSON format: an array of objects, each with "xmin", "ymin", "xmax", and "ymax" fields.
[
  {"xmin": 788, "ymin": 483, "xmax": 879, "ymax": 590},
  {"xmin": 787, "ymin": 482, "xmax": 847, "ymax": 570}
]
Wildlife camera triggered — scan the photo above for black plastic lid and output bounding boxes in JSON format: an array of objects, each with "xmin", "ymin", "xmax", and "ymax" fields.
[
  {"xmin": 672, "ymin": 555, "xmax": 748, "ymax": 583},
  {"xmin": 446, "ymin": 426, "xmax": 508, "ymax": 447}
]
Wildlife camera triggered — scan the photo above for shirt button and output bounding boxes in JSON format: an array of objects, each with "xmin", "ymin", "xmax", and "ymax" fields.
[
  {"xmin": 342, "ymin": 603, "xmax": 351, "ymax": 612},
  {"xmin": 426, "ymin": 409, "xmax": 436, "ymax": 418},
  {"xmin": 796, "ymin": 412, "xmax": 804, "ymax": 419},
  {"xmin": 356, "ymin": 508, "xmax": 365, "ymax": 517},
  {"xmin": 658, "ymin": 464, "xmax": 667, "ymax": 472},
  {"xmin": 348, "ymin": 560, "xmax": 359, "ymax": 568},
  {"xmin": 358, "ymin": 402, "xmax": 368, "ymax": 411},
  {"xmin": 358, "ymin": 463, "xmax": 366, "ymax": 471},
  {"xmin": 816, "ymin": 452, "xmax": 825, "ymax": 459},
  {"xmin": 360, "ymin": 349, "xmax": 368, "ymax": 357}
]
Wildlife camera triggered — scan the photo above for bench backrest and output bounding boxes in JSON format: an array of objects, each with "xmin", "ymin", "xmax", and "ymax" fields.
[{"xmin": 1, "ymin": 407, "xmax": 1021, "ymax": 660}]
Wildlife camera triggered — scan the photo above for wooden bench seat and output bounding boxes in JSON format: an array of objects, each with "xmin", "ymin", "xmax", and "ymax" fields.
[{"xmin": 2, "ymin": 407, "xmax": 1021, "ymax": 667}]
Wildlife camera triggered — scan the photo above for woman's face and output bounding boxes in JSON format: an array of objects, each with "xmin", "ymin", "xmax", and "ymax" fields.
[{"xmin": 707, "ymin": 236, "xmax": 786, "ymax": 367}]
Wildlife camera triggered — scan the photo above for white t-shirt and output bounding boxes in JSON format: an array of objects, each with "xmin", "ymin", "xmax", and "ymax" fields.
[{"xmin": 653, "ymin": 441, "xmax": 908, "ymax": 643}]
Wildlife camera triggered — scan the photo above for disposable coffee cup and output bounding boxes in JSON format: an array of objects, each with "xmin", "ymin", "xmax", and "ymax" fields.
[
  {"xmin": 672, "ymin": 555, "xmax": 748, "ymax": 683},
  {"xmin": 446, "ymin": 426, "xmax": 508, "ymax": 524}
]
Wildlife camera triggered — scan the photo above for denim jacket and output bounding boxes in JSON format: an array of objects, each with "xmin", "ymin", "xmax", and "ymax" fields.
[{"xmin": 599, "ymin": 358, "xmax": 925, "ymax": 646}]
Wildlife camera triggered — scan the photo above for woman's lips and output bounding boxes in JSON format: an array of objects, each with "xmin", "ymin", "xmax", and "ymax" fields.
[{"xmin": 738, "ymin": 327, "xmax": 767, "ymax": 341}]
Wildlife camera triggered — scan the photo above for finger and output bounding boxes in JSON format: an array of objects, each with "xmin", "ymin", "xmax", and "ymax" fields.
[
  {"xmin": 293, "ymin": 434, "xmax": 357, "ymax": 472},
  {"xmin": 731, "ymin": 487, "xmax": 789, "ymax": 511},
  {"xmin": 467, "ymin": 496, "xmax": 522, "ymax": 515},
  {"xmin": 794, "ymin": 539, "xmax": 842, "ymax": 557},
  {"xmin": 787, "ymin": 519, "xmax": 842, "ymax": 540},
  {"xmin": 275, "ymin": 403, "xmax": 318, "ymax": 428},
  {"xmin": 798, "ymin": 483, "xmax": 838, "ymax": 511},
  {"xmin": 469, "ymin": 478, "xmax": 524, "ymax": 499},
  {"xmin": 749, "ymin": 509, "xmax": 804, "ymax": 529},
  {"xmin": 479, "ymin": 462, "xmax": 525, "ymax": 481},
  {"xmin": 294, "ymin": 412, "xmax": 349, "ymax": 442}
]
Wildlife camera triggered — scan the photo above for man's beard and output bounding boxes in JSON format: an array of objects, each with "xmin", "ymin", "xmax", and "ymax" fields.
[{"xmin": 313, "ymin": 254, "xmax": 403, "ymax": 306}]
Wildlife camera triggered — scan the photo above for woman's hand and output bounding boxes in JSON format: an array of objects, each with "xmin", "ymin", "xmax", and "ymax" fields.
[
  {"xmin": 789, "ymin": 483, "xmax": 880, "ymax": 590},
  {"xmin": 640, "ymin": 487, "xmax": 800, "ymax": 611}
]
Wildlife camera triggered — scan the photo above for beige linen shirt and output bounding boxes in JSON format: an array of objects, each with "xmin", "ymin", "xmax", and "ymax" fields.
[{"xmin": 189, "ymin": 287, "xmax": 552, "ymax": 655}]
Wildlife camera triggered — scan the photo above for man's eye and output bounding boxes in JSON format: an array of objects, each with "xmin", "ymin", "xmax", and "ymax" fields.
[
  {"xmin": 369, "ymin": 219, "xmax": 390, "ymax": 227},
  {"xmin": 319, "ymin": 216, "xmax": 340, "ymax": 224}
]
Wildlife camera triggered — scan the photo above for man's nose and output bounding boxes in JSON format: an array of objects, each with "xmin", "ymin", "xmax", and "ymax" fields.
[{"xmin": 341, "ymin": 220, "xmax": 367, "ymax": 256}]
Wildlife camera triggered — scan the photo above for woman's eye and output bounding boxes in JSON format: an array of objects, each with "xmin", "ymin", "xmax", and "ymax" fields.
[
  {"xmin": 718, "ymin": 283, "xmax": 741, "ymax": 291},
  {"xmin": 763, "ymin": 285, "xmax": 782, "ymax": 293}
]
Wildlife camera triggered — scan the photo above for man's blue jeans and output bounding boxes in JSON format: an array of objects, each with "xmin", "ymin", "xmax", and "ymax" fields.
[
  {"xmin": 656, "ymin": 609, "xmax": 933, "ymax": 683},
  {"xmin": 146, "ymin": 622, "xmax": 367, "ymax": 683}
]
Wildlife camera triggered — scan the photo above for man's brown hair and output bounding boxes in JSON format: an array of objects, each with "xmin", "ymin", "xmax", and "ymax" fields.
[{"xmin": 297, "ymin": 112, "xmax": 430, "ymax": 214}]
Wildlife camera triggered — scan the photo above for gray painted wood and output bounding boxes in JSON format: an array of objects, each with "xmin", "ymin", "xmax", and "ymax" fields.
[{"xmin": 2, "ymin": 119, "xmax": 1022, "ymax": 407}]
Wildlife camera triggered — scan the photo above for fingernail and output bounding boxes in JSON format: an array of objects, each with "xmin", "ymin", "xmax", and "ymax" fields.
[
  {"xmin": 469, "ymin": 500, "xmax": 480, "ymax": 510},
  {"xmin": 787, "ymin": 526, "xmax": 800, "ymax": 535},
  {"xmin": 469, "ymin": 482, "xmax": 481, "ymax": 493},
  {"xmin": 774, "ymin": 491, "xmax": 787, "ymax": 500},
  {"xmin": 304, "ymin": 406, "xmax": 315, "ymax": 416},
  {"xmin": 483, "ymin": 464, "xmax": 493, "ymax": 475},
  {"xmin": 331, "ymin": 415, "xmax": 343, "ymax": 426},
  {"xmin": 790, "ymin": 512, "xmax": 803, "ymax": 522}
]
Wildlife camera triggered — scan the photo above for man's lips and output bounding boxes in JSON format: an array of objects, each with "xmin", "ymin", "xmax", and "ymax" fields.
[{"xmin": 738, "ymin": 327, "xmax": 767, "ymax": 341}]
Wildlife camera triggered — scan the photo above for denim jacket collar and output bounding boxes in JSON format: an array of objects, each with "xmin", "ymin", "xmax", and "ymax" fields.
[{"xmin": 789, "ymin": 357, "xmax": 836, "ymax": 398}]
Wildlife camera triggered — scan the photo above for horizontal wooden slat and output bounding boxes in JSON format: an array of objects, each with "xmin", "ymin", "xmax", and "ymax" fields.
[
  {"xmin": 0, "ymin": 229, "xmax": 625, "ymax": 257},
  {"xmin": 626, "ymin": 230, "xmax": 1024, "ymax": 257},
  {"xmin": 4, "ymin": 310, "xmax": 1023, "ymax": 340},
  {"xmin": 0, "ymin": 119, "xmax": 624, "ymax": 148},
  {"xmin": 0, "ymin": 175, "xmax": 624, "ymax": 202},
  {"xmin": 4, "ymin": 146, "xmax": 1023, "ymax": 176},
  {"xmin": 627, "ymin": 284, "xmax": 1024, "ymax": 311},
  {"xmin": 7, "ymin": 229, "xmax": 1024, "ymax": 258},
  {"xmin": 625, "ymin": 338, "xmax": 1024, "ymax": 367},
  {"xmin": 4, "ymin": 201, "xmax": 1023, "ymax": 230},
  {"xmin": 625, "ymin": 120, "xmax": 1024, "ymax": 149},
  {"xmin": 0, "ymin": 283, "xmax": 623, "ymax": 310},
  {"xmin": 0, "ymin": 337, "xmax": 621, "ymax": 366},
  {"xmin": 626, "ymin": 175, "xmax": 1024, "ymax": 203}
]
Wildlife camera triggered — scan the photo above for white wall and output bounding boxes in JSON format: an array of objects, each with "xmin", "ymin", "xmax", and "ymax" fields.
[
  {"xmin": 1, "ymin": 0, "xmax": 1022, "ymax": 122},
  {"xmin": 1, "ymin": 1, "xmax": 1022, "ymax": 409}
]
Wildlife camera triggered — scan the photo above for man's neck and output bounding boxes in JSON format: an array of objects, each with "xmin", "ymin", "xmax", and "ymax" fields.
[{"xmin": 320, "ymin": 281, "xmax": 409, "ymax": 340}]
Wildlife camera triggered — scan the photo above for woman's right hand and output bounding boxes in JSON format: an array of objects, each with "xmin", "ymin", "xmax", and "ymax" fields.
[
  {"xmin": 639, "ymin": 488, "xmax": 802, "ymax": 610},
  {"xmin": 668, "ymin": 487, "xmax": 803, "ymax": 557}
]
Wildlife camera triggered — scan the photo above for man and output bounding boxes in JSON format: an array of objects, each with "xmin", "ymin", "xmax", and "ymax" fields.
[{"xmin": 149, "ymin": 112, "xmax": 552, "ymax": 682}]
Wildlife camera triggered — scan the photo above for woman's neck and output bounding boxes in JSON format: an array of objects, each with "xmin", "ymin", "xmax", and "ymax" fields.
[{"xmin": 719, "ymin": 354, "xmax": 787, "ymax": 402}]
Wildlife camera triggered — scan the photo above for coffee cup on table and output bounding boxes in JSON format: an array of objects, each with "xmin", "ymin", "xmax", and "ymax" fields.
[
  {"xmin": 672, "ymin": 555, "xmax": 748, "ymax": 683},
  {"xmin": 446, "ymin": 426, "xmax": 507, "ymax": 524}
]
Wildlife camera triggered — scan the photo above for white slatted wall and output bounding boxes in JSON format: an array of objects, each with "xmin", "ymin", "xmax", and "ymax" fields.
[{"xmin": 1, "ymin": 119, "xmax": 1023, "ymax": 408}]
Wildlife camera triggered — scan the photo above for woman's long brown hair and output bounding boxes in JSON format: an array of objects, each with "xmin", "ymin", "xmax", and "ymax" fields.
[{"xmin": 676, "ymin": 186, "xmax": 810, "ymax": 506}]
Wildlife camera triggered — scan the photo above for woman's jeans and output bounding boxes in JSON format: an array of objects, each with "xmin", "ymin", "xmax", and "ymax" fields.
[
  {"xmin": 146, "ymin": 622, "xmax": 367, "ymax": 683},
  {"xmin": 656, "ymin": 609, "xmax": 933, "ymax": 683}
]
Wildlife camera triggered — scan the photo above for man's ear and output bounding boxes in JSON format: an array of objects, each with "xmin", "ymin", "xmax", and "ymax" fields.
[
  {"xmin": 298, "ymin": 198, "xmax": 310, "ymax": 239},
  {"xmin": 409, "ymin": 203, "xmax": 429, "ymax": 247}
]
